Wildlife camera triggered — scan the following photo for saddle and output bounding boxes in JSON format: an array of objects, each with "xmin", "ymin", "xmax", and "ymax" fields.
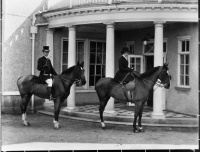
[
  {"xmin": 116, "ymin": 71, "xmax": 140, "ymax": 103},
  {"xmin": 121, "ymin": 80, "xmax": 136, "ymax": 103},
  {"xmin": 37, "ymin": 74, "xmax": 55, "ymax": 86}
]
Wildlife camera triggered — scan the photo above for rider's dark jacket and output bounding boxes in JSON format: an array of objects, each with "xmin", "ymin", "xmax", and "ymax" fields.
[
  {"xmin": 114, "ymin": 56, "xmax": 134, "ymax": 83},
  {"xmin": 37, "ymin": 56, "xmax": 57, "ymax": 83}
]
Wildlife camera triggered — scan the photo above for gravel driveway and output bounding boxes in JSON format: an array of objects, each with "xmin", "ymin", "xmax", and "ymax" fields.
[{"xmin": 2, "ymin": 113, "xmax": 198, "ymax": 147}]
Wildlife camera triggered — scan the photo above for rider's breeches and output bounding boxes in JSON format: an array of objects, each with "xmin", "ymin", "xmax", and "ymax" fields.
[{"xmin": 45, "ymin": 78, "xmax": 53, "ymax": 87}]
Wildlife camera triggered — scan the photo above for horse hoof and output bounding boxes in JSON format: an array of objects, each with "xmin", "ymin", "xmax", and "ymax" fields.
[
  {"xmin": 102, "ymin": 126, "xmax": 106, "ymax": 130},
  {"xmin": 101, "ymin": 122, "xmax": 106, "ymax": 130},
  {"xmin": 23, "ymin": 121, "xmax": 30, "ymax": 126},
  {"xmin": 54, "ymin": 125, "xmax": 60, "ymax": 129},
  {"xmin": 139, "ymin": 129, "xmax": 144, "ymax": 132},
  {"xmin": 54, "ymin": 123, "xmax": 60, "ymax": 129},
  {"xmin": 139, "ymin": 127, "xmax": 144, "ymax": 132},
  {"xmin": 133, "ymin": 129, "xmax": 139, "ymax": 133}
]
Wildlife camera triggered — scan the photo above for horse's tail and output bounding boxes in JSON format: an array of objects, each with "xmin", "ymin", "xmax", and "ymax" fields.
[
  {"xmin": 17, "ymin": 76, "xmax": 23, "ymax": 85},
  {"xmin": 17, "ymin": 76, "xmax": 26, "ymax": 91}
]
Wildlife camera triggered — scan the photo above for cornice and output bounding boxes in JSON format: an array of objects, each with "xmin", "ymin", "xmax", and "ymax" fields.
[{"xmin": 43, "ymin": 4, "xmax": 198, "ymax": 19}]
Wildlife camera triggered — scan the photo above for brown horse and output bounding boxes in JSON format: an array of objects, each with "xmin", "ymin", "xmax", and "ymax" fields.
[
  {"xmin": 17, "ymin": 61, "xmax": 86, "ymax": 129},
  {"xmin": 95, "ymin": 63, "xmax": 171, "ymax": 132}
]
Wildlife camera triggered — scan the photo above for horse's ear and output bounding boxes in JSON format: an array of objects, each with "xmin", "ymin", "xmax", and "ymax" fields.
[
  {"xmin": 163, "ymin": 63, "xmax": 168, "ymax": 67},
  {"xmin": 80, "ymin": 61, "xmax": 84, "ymax": 67},
  {"xmin": 163, "ymin": 63, "xmax": 169, "ymax": 70},
  {"xmin": 77, "ymin": 61, "xmax": 80, "ymax": 66}
]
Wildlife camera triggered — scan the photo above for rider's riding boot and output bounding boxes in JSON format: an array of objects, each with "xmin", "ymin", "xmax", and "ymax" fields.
[{"xmin": 49, "ymin": 87, "xmax": 56, "ymax": 100}]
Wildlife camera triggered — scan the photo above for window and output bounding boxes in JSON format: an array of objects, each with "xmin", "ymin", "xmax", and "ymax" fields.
[
  {"xmin": 62, "ymin": 40, "xmax": 68, "ymax": 71},
  {"xmin": 128, "ymin": 55, "xmax": 143, "ymax": 73},
  {"xmin": 178, "ymin": 37, "xmax": 190, "ymax": 86},
  {"xmin": 89, "ymin": 41, "xmax": 106, "ymax": 87},
  {"xmin": 62, "ymin": 39, "xmax": 84, "ymax": 71}
]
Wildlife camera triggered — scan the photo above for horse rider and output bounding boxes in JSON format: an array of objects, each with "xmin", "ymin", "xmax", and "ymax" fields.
[
  {"xmin": 37, "ymin": 46, "xmax": 57, "ymax": 100},
  {"xmin": 114, "ymin": 46, "xmax": 140, "ymax": 84}
]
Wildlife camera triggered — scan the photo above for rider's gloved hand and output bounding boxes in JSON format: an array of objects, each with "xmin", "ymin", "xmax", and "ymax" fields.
[{"xmin": 132, "ymin": 70, "xmax": 141, "ymax": 78}]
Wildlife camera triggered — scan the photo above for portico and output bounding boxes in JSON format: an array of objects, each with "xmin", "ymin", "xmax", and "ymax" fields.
[{"xmin": 41, "ymin": 0, "xmax": 198, "ymax": 117}]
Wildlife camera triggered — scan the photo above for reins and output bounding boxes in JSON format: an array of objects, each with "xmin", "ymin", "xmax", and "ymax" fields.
[
  {"xmin": 60, "ymin": 74, "xmax": 80, "ymax": 84},
  {"xmin": 121, "ymin": 71, "xmax": 164, "ymax": 91},
  {"xmin": 120, "ymin": 72, "xmax": 131, "ymax": 84}
]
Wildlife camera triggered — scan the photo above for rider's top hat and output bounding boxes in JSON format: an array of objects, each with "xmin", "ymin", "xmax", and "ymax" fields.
[{"xmin": 43, "ymin": 46, "xmax": 50, "ymax": 52}]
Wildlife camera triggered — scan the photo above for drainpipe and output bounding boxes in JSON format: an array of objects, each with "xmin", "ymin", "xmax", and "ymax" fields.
[
  {"xmin": 0, "ymin": 0, "xmax": 2, "ymax": 117},
  {"xmin": 30, "ymin": 14, "xmax": 38, "ymax": 113}
]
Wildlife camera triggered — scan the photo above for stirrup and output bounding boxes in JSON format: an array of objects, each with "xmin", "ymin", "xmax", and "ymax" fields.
[{"xmin": 49, "ymin": 95, "xmax": 56, "ymax": 100}]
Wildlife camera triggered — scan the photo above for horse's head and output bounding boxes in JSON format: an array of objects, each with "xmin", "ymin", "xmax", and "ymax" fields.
[
  {"xmin": 74, "ymin": 61, "xmax": 86, "ymax": 86},
  {"xmin": 157, "ymin": 63, "xmax": 171, "ymax": 89}
]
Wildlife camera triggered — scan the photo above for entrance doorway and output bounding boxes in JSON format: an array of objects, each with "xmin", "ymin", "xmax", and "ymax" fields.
[
  {"xmin": 128, "ymin": 55, "xmax": 143, "ymax": 106},
  {"xmin": 145, "ymin": 56, "xmax": 154, "ymax": 107}
]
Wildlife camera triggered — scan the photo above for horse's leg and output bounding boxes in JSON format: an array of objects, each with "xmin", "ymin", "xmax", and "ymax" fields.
[
  {"xmin": 133, "ymin": 102, "xmax": 142, "ymax": 133},
  {"xmin": 20, "ymin": 93, "xmax": 32, "ymax": 126},
  {"xmin": 99, "ymin": 96, "xmax": 110, "ymax": 129},
  {"xmin": 53, "ymin": 98, "xmax": 62, "ymax": 129},
  {"xmin": 138, "ymin": 101, "xmax": 146, "ymax": 132}
]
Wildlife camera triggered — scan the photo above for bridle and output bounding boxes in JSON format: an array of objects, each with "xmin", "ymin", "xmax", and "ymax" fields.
[
  {"xmin": 142, "ymin": 68, "xmax": 169, "ymax": 91},
  {"xmin": 143, "ymin": 78, "xmax": 164, "ymax": 91},
  {"xmin": 60, "ymin": 66, "xmax": 84, "ymax": 84}
]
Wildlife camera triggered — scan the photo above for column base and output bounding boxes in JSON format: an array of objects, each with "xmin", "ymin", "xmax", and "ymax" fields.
[
  {"xmin": 43, "ymin": 99, "xmax": 53, "ymax": 107},
  {"xmin": 151, "ymin": 112, "xmax": 166, "ymax": 119},
  {"xmin": 62, "ymin": 107, "xmax": 79, "ymax": 113},
  {"xmin": 104, "ymin": 110, "xmax": 118, "ymax": 116}
]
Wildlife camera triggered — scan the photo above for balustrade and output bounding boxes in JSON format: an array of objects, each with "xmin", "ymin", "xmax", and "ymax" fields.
[{"xmin": 47, "ymin": 0, "xmax": 198, "ymax": 11}]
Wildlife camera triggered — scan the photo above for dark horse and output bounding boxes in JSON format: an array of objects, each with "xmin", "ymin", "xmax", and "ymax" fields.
[
  {"xmin": 95, "ymin": 63, "xmax": 171, "ymax": 132},
  {"xmin": 17, "ymin": 61, "xmax": 86, "ymax": 129}
]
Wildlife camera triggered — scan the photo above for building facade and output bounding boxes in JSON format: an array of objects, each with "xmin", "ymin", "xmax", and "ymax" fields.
[{"xmin": 2, "ymin": 0, "xmax": 198, "ymax": 117}]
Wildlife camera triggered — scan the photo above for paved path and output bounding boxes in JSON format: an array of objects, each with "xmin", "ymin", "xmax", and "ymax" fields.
[
  {"xmin": 40, "ymin": 102, "xmax": 198, "ymax": 128},
  {"xmin": 77, "ymin": 102, "xmax": 197, "ymax": 119}
]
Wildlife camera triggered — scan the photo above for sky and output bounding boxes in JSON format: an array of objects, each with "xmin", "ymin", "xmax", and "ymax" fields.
[{"xmin": 3, "ymin": 0, "xmax": 43, "ymax": 41}]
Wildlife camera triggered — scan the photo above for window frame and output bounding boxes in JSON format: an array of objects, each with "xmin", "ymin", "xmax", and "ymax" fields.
[
  {"xmin": 177, "ymin": 36, "xmax": 191, "ymax": 89},
  {"xmin": 126, "ymin": 41, "xmax": 135, "ymax": 54},
  {"xmin": 88, "ymin": 40, "xmax": 106, "ymax": 89},
  {"xmin": 61, "ymin": 38, "xmax": 86, "ymax": 89}
]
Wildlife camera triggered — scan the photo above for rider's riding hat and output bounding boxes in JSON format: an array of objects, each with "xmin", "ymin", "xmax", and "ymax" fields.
[
  {"xmin": 121, "ymin": 47, "xmax": 130, "ymax": 54},
  {"xmin": 43, "ymin": 46, "xmax": 50, "ymax": 52}
]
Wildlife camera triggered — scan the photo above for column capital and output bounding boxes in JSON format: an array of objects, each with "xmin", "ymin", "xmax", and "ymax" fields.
[
  {"xmin": 154, "ymin": 21, "xmax": 166, "ymax": 26},
  {"xmin": 68, "ymin": 25, "xmax": 76, "ymax": 31},
  {"xmin": 104, "ymin": 22, "xmax": 115, "ymax": 28},
  {"xmin": 46, "ymin": 28, "xmax": 55, "ymax": 32},
  {"xmin": 67, "ymin": 25, "xmax": 76, "ymax": 28}
]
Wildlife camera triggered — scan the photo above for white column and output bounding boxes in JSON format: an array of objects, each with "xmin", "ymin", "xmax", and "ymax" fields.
[
  {"xmin": 46, "ymin": 29, "xmax": 54, "ymax": 62},
  {"xmin": 44, "ymin": 28, "xmax": 54, "ymax": 106},
  {"xmin": 63, "ymin": 26, "xmax": 78, "ymax": 112},
  {"xmin": 151, "ymin": 21, "xmax": 165, "ymax": 119},
  {"xmin": 104, "ymin": 23, "xmax": 117, "ymax": 115}
]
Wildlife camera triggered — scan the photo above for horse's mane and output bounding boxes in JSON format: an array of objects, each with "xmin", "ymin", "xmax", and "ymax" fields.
[
  {"xmin": 61, "ymin": 65, "xmax": 76, "ymax": 74},
  {"xmin": 140, "ymin": 66, "xmax": 160, "ymax": 78}
]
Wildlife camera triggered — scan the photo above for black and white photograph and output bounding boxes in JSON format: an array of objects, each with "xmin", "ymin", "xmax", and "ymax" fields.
[{"xmin": 1, "ymin": 0, "xmax": 199, "ymax": 151}]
